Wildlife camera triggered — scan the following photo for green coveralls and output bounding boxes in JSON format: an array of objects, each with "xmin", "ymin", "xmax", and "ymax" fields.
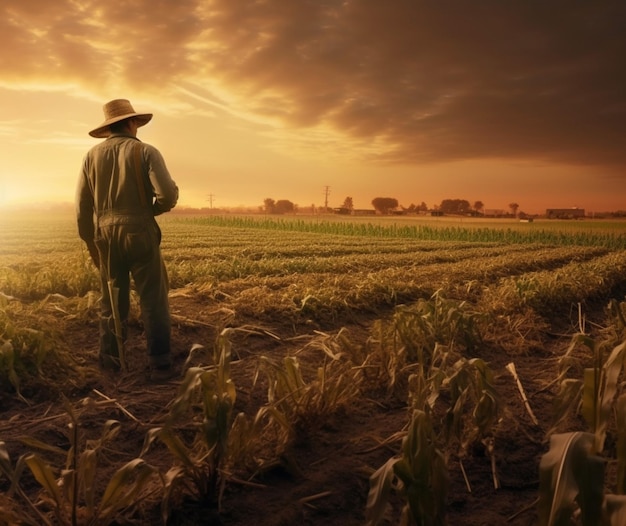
[{"xmin": 76, "ymin": 133, "xmax": 178, "ymax": 368}]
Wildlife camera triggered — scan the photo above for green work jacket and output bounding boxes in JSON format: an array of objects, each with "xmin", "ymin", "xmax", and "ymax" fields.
[{"xmin": 76, "ymin": 133, "xmax": 178, "ymax": 245}]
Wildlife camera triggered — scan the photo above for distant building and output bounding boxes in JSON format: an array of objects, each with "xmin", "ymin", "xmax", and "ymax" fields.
[
  {"xmin": 352, "ymin": 209, "xmax": 377, "ymax": 216},
  {"xmin": 546, "ymin": 207, "xmax": 586, "ymax": 219},
  {"xmin": 483, "ymin": 209, "xmax": 507, "ymax": 218},
  {"xmin": 333, "ymin": 207, "xmax": 376, "ymax": 216}
]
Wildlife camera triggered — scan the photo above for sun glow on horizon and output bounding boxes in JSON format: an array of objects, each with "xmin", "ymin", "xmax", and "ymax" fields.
[{"xmin": 0, "ymin": 2, "xmax": 624, "ymax": 215}]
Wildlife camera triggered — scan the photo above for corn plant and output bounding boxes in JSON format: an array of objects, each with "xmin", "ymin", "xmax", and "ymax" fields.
[
  {"xmin": 489, "ymin": 254, "xmax": 626, "ymax": 317},
  {"xmin": 538, "ymin": 431, "xmax": 605, "ymax": 526},
  {"xmin": 538, "ymin": 431, "xmax": 626, "ymax": 526},
  {"xmin": 443, "ymin": 358, "xmax": 500, "ymax": 454},
  {"xmin": 365, "ymin": 294, "xmax": 483, "ymax": 397},
  {"xmin": 442, "ymin": 357, "xmax": 501, "ymax": 491},
  {"xmin": 388, "ymin": 293, "xmax": 482, "ymax": 362},
  {"xmin": 551, "ymin": 332, "xmax": 626, "ymax": 453},
  {"xmin": 258, "ymin": 344, "xmax": 361, "ymax": 443},
  {"xmin": 405, "ymin": 354, "xmax": 500, "ymax": 490},
  {"xmin": 616, "ymin": 394, "xmax": 626, "ymax": 495},
  {"xmin": 540, "ymin": 305, "xmax": 626, "ymax": 524},
  {"xmin": 142, "ymin": 329, "xmax": 270, "ymax": 517},
  {"xmin": 0, "ymin": 400, "xmax": 159, "ymax": 526},
  {"xmin": 366, "ymin": 409, "xmax": 448, "ymax": 526},
  {"xmin": 606, "ymin": 299, "xmax": 626, "ymax": 340}
]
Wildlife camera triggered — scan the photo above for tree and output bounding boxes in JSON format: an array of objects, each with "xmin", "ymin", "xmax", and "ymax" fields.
[
  {"xmin": 473, "ymin": 201, "xmax": 484, "ymax": 214},
  {"xmin": 275, "ymin": 199, "xmax": 295, "ymax": 214},
  {"xmin": 371, "ymin": 197, "xmax": 399, "ymax": 215},
  {"xmin": 509, "ymin": 202, "xmax": 519, "ymax": 217},
  {"xmin": 263, "ymin": 198, "xmax": 276, "ymax": 214},
  {"xmin": 342, "ymin": 197, "xmax": 354, "ymax": 211},
  {"xmin": 439, "ymin": 199, "xmax": 471, "ymax": 215}
]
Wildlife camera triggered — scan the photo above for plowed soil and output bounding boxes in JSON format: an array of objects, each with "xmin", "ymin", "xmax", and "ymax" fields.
[{"xmin": 2, "ymin": 288, "xmax": 604, "ymax": 526}]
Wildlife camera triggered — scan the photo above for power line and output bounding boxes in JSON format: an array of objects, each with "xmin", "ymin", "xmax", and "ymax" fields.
[{"xmin": 323, "ymin": 186, "xmax": 330, "ymax": 211}]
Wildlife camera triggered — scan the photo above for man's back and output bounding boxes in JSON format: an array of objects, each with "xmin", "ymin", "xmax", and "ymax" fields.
[{"xmin": 76, "ymin": 99, "xmax": 179, "ymax": 381}]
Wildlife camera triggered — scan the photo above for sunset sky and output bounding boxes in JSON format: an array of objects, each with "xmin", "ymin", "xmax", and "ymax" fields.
[{"xmin": 1, "ymin": 1, "xmax": 625, "ymax": 214}]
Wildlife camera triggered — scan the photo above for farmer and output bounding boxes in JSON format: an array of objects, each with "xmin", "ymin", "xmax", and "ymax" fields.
[{"xmin": 76, "ymin": 99, "xmax": 179, "ymax": 382}]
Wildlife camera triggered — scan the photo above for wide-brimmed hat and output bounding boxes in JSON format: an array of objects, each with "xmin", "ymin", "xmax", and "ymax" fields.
[{"xmin": 89, "ymin": 99, "xmax": 153, "ymax": 138}]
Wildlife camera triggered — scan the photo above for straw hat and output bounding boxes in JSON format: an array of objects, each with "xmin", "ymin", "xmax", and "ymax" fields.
[{"xmin": 89, "ymin": 99, "xmax": 153, "ymax": 138}]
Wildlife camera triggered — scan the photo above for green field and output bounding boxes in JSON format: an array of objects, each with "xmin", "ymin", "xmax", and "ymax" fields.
[
  {"xmin": 2, "ymin": 210, "xmax": 626, "ymax": 525},
  {"xmin": 2, "ymin": 210, "xmax": 626, "ymax": 302}
]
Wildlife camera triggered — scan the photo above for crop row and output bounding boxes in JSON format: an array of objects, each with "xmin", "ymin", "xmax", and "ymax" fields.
[
  {"xmin": 1, "ymin": 213, "xmax": 619, "ymax": 302},
  {"xmin": 2, "ymin": 212, "xmax": 626, "ymax": 524},
  {"xmin": 180, "ymin": 215, "xmax": 626, "ymax": 249}
]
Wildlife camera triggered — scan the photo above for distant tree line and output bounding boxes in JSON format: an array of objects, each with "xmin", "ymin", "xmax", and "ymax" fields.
[
  {"xmin": 262, "ymin": 196, "xmax": 524, "ymax": 217},
  {"xmin": 370, "ymin": 197, "xmax": 491, "ymax": 216}
]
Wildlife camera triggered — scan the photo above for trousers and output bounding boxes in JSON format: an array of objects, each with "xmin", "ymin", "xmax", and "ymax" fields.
[{"xmin": 95, "ymin": 217, "xmax": 172, "ymax": 368}]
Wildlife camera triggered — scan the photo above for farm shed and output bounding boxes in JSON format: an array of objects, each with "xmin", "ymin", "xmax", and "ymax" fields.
[
  {"xmin": 483, "ymin": 209, "xmax": 507, "ymax": 218},
  {"xmin": 332, "ymin": 208, "xmax": 377, "ymax": 216},
  {"xmin": 352, "ymin": 209, "xmax": 377, "ymax": 216},
  {"xmin": 546, "ymin": 207, "xmax": 586, "ymax": 219}
]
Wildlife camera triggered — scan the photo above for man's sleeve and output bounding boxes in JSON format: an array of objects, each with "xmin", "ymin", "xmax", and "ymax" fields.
[
  {"xmin": 76, "ymin": 157, "xmax": 100, "ymax": 267},
  {"xmin": 76, "ymin": 158, "xmax": 95, "ymax": 243},
  {"xmin": 147, "ymin": 146, "xmax": 178, "ymax": 216}
]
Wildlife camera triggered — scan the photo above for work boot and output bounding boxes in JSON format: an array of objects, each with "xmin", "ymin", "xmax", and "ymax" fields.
[{"xmin": 150, "ymin": 365, "xmax": 177, "ymax": 383}]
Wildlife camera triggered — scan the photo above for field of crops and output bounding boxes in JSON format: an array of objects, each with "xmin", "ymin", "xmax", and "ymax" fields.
[{"xmin": 1, "ymin": 210, "xmax": 626, "ymax": 525}]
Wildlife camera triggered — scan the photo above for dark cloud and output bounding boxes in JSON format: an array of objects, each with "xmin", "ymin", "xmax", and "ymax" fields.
[{"xmin": 2, "ymin": 0, "xmax": 625, "ymax": 168}]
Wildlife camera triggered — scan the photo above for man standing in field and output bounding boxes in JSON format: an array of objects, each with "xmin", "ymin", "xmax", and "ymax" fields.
[{"xmin": 76, "ymin": 99, "xmax": 179, "ymax": 382}]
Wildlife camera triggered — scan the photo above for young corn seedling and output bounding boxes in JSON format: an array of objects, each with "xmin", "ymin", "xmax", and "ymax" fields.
[{"xmin": 366, "ymin": 409, "xmax": 448, "ymax": 526}]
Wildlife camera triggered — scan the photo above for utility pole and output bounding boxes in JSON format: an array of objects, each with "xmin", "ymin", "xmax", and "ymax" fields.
[
  {"xmin": 207, "ymin": 194, "xmax": 215, "ymax": 211},
  {"xmin": 323, "ymin": 186, "xmax": 330, "ymax": 213}
]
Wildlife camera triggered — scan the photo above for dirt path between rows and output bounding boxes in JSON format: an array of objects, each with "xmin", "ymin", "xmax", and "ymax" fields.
[{"xmin": 0, "ymin": 292, "xmax": 590, "ymax": 525}]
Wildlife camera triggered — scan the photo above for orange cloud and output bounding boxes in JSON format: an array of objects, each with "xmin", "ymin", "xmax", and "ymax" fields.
[{"xmin": 2, "ymin": 1, "xmax": 625, "ymax": 174}]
